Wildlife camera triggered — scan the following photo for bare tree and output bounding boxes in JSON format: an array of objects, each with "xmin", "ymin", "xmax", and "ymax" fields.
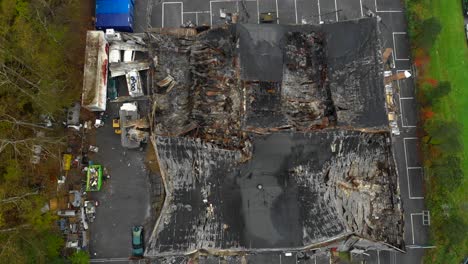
[{"xmin": 0, "ymin": 191, "xmax": 39, "ymax": 204}]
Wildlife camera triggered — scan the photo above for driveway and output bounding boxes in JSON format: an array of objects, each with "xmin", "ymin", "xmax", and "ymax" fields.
[{"xmin": 88, "ymin": 102, "xmax": 151, "ymax": 259}]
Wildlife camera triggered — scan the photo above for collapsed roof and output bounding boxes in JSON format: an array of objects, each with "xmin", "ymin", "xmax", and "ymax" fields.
[{"xmin": 146, "ymin": 18, "xmax": 404, "ymax": 256}]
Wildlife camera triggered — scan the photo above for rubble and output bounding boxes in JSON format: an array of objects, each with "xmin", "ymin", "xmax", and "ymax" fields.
[
  {"xmin": 145, "ymin": 17, "xmax": 405, "ymax": 258},
  {"xmin": 119, "ymin": 102, "xmax": 142, "ymax": 148},
  {"xmin": 109, "ymin": 60, "xmax": 150, "ymax": 77},
  {"xmin": 147, "ymin": 130, "xmax": 404, "ymax": 256},
  {"xmin": 110, "ymin": 41, "xmax": 148, "ymax": 52}
]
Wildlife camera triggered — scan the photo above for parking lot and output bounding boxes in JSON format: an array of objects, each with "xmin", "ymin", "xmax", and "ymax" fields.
[
  {"xmin": 88, "ymin": 101, "xmax": 157, "ymax": 260},
  {"xmin": 128, "ymin": 0, "xmax": 431, "ymax": 263},
  {"xmin": 88, "ymin": 107, "xmax": 149, "ymax": 259}
]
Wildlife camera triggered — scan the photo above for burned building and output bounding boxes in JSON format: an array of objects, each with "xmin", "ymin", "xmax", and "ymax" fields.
[{"xmin": 146, "ymin": 18, "xmax": 404, "ymax": 259}]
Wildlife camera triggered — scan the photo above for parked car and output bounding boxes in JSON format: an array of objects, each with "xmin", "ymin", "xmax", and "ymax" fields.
[
  {"xmin": 464, "ymin": 0, "xmax": 468, "ymax": 16},
  {"xmin": 131, "ymin": 226, "xmax": 144, "ymax": 257}
]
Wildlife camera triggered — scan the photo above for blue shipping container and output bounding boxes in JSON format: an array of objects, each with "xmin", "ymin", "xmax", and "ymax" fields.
[
  {"xmin": 96, "ymin": 0, "xmax": 133, "ymax": 15},
  {"xmin": 96, "ymin": 13, "xmax": 134, "ymax": 32}
]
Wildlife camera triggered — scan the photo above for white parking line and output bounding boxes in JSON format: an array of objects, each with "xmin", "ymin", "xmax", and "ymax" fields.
[
  {"xmin": 392, "ymin": 32, "xmax": 410, "ymax": 61},
  {"xmin": 399, "ymin": 97, "xmax": 416, "ymax": 128},
  {"xmin": 334, "ymin": 0, "xmax": 339, "ymax": 21},
  {"xmin": 183, "ymin": 11, "xmax": 210, "ymax": 13},
  {"xmin": 377, "ymin": 250, "xmax": 381, "ymax": 264},
  {"xmin": 257, "ymin": 0, "xmax": 260, "ymax": 24},
  {"xmin": 377, "ymin": 9, "xmax": 402, "ymax": 13},
  {"xmin": 396, "ymin": 69, "xmax": 412, "ymax": 95},
  {"xmin": 162, "ymin": 2, "xmax": 184, "ymax": 28},
  {"xmin": 407, "ymin": 167, "xmax": 424, "ymax": 199},
  {"xmin": 294, "ymin": 0, "xmax": 298, "ymax": 24},
  {"xmin": 407, "ymin": 245, "xmax": 437, "ymax": 249},
  {"xmin": 410, "ymin": 212, "xmax": 423, "ymax": 244},
  {"xmin": 275, "ymin": 0, "xmax": 279, "ymax": 24},
  {"xmin": 403, "ymin": 137, "xmax": 424, "ymax": 200},
  {"xmin": 374, "ymin": 0, "xmax": 403, "ymax": 12},
  {"xmin": 210, "ymin": 1, "xmax": 213, "ymax": 25},
  {"xmin": 317, "ymin": 0, "xmax": 322, "ymax": 22},
  {"xmin": 403, "ymin": 137, "xmax": 414, "ymax": 166},
  {"xmin": 359, "ymin": 0, "xmax": 364, "ymax": 17}
]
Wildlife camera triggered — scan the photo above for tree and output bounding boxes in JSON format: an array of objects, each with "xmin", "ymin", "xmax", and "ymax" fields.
[
  {"xmin": 0, "ymin": 0, "xmax": 91, "ymax": 261},
  {"xmin": 415, "ymin": 17, "xmax": 442, "ymax": 50},
  {"xmin": 429, "ymin": 155, "xmax": 463, "ymax": 191},
  {"xmin": 43, "ymin": 231, "xmax": 64, "ymax": 260},
  {"xmin": 424, "ymin": 120, "xmax": 463, "ymax": 153},
  {"xmin": 423, "ymin": 81, "xmax": 451, "ymax": 106},
  {"xmin": 68, "ymin": 250, "xmax": 90, "ymax": 264}
]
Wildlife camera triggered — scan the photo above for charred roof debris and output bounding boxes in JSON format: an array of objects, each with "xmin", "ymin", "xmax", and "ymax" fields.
[{"xmin": 141, "ymin": 17, "xmax": 405, "ymax": 262}]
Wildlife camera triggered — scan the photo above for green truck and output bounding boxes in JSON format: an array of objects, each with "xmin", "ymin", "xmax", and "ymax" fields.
[{"xmin": 86, "ymin": 165, "xmax": 103, "ymax": 191}]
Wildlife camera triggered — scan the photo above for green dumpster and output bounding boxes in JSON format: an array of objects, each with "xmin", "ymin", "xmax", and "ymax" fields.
[{"xmin": 86, "ymin": 165, "xmax": 103, "ymax": 191}]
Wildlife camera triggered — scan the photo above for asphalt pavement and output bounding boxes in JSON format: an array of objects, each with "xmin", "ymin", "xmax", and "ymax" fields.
[
  {"xmin": 88, "ymin": 102, "xmax": 151, "ymax": 259},
  {"xmin": 128, "ymin": 0, "xmax": 430, "ymax": 263}
]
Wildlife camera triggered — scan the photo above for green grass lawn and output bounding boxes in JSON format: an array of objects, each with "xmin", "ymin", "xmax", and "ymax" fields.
[
  {"xmin": 428, "ymin": 1, "xmax": 468, "ymax": 192},
  {"xmin": 429, "ymin": 1, "xmax": 468, "ymax": 137},
  {"xmin": 406, "ymin": 0, "xmax": 468, "ymax": 262}
]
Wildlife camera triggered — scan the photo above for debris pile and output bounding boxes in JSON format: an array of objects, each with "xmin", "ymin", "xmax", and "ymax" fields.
[
  {"xmin": 281, "ymin": 31, "xmax": 333, "ymax": 129},
  {"xmin": 147, "ymin": 130, "xmax": 404, "ymax": 256},
  {"xmin": 149, "ymin": 28, "xmax": 248, "ymax": 151},
  {"xmin": 119, "ymin": 102, "xmax": 149, "ymax": 148},
  {"xmin": 146, "ymin": 18, "xmax": 405, "ymax": 257},
  {"xmin": 290, "ymin": 131, "xmax": 403, "ymax": 247}
]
